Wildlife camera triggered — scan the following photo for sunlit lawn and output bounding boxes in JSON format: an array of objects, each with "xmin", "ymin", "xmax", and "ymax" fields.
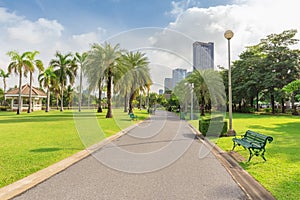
[
  {"xmin": 190, "ymin": 113, "xmax": 300, "ymax": 200},
  {"xmin": 0, "ymin": 108, "xmax": 148, "ymax": 188}
]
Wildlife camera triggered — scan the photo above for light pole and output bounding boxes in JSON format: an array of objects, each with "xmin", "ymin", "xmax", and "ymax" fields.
[
  {"xmin": 190, "ymin": 83, "xmax": 194, "ymax": 120},
  {"xmin": 224, "ymin": 30, "xmax": 236, "ymax": 136}
]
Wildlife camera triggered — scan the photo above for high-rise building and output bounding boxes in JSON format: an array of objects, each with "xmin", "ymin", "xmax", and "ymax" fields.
[
  {"xmin": 193, "ymin": 42, "xmax": 214, "ymax": 70},
  {"xmin": 172, "ymin": 68, "xmax": 187, "ymax": 88},
  {"xmin": 164, "ymin": 78, "xmax": 173, "ymax": 92}
]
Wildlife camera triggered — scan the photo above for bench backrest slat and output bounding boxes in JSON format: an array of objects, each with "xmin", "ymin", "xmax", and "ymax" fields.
[{"xmin": 242, "ymin": 130, "xmax": 273, "ymax": 148}]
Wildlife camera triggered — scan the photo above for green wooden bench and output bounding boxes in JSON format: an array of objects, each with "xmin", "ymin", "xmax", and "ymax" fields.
[
  {"xmin": 129, "ymin": 113, "xmax": 138, "ymax": 120},
  {"xmin": 232, "ymin": 130, "xmax": 273, "ymax": 162}
]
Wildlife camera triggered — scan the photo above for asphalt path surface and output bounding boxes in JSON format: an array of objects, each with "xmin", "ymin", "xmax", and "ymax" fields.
[{"xmin": 14, "ymin": 110, "xmax": 247, "ymax": 200}]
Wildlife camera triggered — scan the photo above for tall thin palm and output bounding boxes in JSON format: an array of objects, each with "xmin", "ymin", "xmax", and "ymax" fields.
[
  {"xmin": 7, "ymin": 51, "xmax": 32, "ymax": 114},
  {"xmin": 38, "ymin": 66, "xmax": 56, "ymax": 112},
  {"xmin": 75, "ymin": 52, "xmax": 87, "ymax": 112},
  {"xmin": 85, "ymin": 43, "xmax": 105, "ymax": 113},
  {"xmin": 102, "ymin": 42, "xmax": 124, "ymax": 118},
  {"xmin": 115, "ymin": 51, "xmax": 152, "ymax": 114},
  {"xmin": 0, "ymin": 69, "xmax": 10, "ymax": 102},
  {"xmin": 186, "ymin": 69, "xmax": 226, "ymax": 116},
  {"xmin": 26, "ymin": 51, "xmax": 44, "ymax": 113},
  {"xmin": 50, "ymin": 52, "xmax": 77, "ymax": 112}
]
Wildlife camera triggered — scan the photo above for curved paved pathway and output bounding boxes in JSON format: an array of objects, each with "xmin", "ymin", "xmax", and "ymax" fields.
[{"xmin": 14, "ymin": 110, "xmax": 247, "ymax": 200}]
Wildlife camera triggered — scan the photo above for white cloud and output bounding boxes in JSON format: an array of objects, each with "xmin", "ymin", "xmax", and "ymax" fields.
[
  {"xmin": 153, "ymin": 0, "xmax": 300, "ymax": 70},
  {"xmin": 0, "ymin": 8, "xmax": 105, "ymax": 90},
  {"xmin": 1, "ymin": 0, "xmax": 300, "ymax": 92}
]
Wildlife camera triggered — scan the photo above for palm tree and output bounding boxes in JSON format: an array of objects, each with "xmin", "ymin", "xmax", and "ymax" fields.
[
  {"xmin": 26, "ymin": 51, "xmax": 44, "ymax": 113},
  {"xmin": 0, "ymin": 69, "xmax": 10, "ymax": 103},
  {"xmin": 65, "ymin": 85, "xmax": 74, "ymax": 109},
  {"xmin": 75, "ymin": 52, "xmax": 87, "ymax": 112},
  {"xmin": 115, "ymin": 51, "xmax": 151, "ymax": 114},
  {"xmin": 102, "ymin": 42, "xmax": 124, "ymax": 118},
  {"xmin": 7, "ymin": 51, "xmax": 32, "ymax": 114},
  {"xmin": 38, "ymin": 66, "xmax": 56, "ymax": 112},
  {"xmin": 186, "ymin": 69, "xmax": 226, "ymax": 116},
  {"xmin": 50, "ymin": 52, "xmax": 77, "ymax": 112},
  {"xmin": 85, "ymin": 43, "xmax": 105, "ymax": 113}
]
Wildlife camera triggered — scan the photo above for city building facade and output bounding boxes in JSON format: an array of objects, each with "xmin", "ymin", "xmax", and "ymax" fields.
[{"xmin": 193, "ymin": 41, "xmax": 214, "ymax": 70}]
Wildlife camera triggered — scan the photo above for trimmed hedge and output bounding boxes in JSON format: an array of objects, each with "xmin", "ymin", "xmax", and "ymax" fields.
[{"xmin": 199, "ymin": 118, "xmax": 228, "ymax": 137}]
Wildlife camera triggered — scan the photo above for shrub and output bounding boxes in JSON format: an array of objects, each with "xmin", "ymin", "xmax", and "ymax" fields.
[{"xmin": 199, "ymin": 118, "xmax": 228, "ymax": 137}]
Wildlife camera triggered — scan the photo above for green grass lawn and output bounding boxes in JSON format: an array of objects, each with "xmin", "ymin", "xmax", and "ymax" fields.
[
  {"xmin": 190, "ymin": 113, "xmax": 300, "ymax": 200},
  {"xmin": 0, "ymin": 108, "xmax": 148, "ymax": 188}
]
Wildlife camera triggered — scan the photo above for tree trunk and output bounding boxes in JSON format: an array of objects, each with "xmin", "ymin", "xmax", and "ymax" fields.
[
  {"xmin": 271, "ymin": 94, "xmax": 275, "ymax": 114},
  {"xmin": 78, "ymin": 68, "xmax": 83, "ymax": 112},
  {"xmin": 28, "ymin": 72, "xmax": 33, "ymax": 113},
  {"xmin": 291, "ymin": 92, "xmax": 298, "ymax": 115},
  {"xmin": 129, "ymin": 91, "xmax": 135, "ymax": 114},
  {"xmin": 17, "ymin": 73, "xmax": 22, "ymax": 115},
  {"xmin": 250, "ymin": 97, "xmax": 254, "ymax": 108},
  {"xmin": 46, "ymin": 88, "xmax": 50, "ymax": 112},
  {"xmin": 60, "ymin": 84, "xmax": 64, "ymax": 112},
  {"xmin": 106, "ymin": 69, "xmax": 113, "ymax": 118},
  {"xmin": 200, "ymin": 104, "xmax": 205, "ymax": 116},
  {"xmin": 281, "ymin": 98, "xmax": 285, "ymax": 113},
  {"xmin": 56, "ymin": 94, "xmax": 59, "ymax": 110},
  {"xmin": 124, "ymin": 92, "xmax": 128, "ymax": 112},
  {"xmin": 256, "ymin": 92, "xmax": 259, "ymax": 111},
  {"xmin": 97, "ymin": 79, "xmax": 102, "ymax": 113}
]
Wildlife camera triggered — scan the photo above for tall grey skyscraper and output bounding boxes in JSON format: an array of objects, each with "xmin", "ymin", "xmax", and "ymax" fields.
[
  {"xmin": 172, "ymin": 68, "xmax": 187, "ymax": 88},
  {"xmin": 164, "ymin": 78, "xmax": 173, "ymax": 92},
  {"xmin": 193, "ymin": 42, "xmax": 214, "ymax": 70}
]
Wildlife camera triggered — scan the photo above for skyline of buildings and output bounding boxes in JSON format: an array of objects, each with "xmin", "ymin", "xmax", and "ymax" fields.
[{"xmin": 162, "ymin": 41, "xmax": 214, "ymax": 93}]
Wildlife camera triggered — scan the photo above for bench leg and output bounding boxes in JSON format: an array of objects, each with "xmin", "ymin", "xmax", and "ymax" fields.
[
  {"xmin": 261, "ymin": 148, "xmax": 267, "ymax": 161},
  {"xmin": 232, "ymin": 142, "xmax": 237, "ymax": 151},
  {"xmin": 247, "ymin": 148, "xmax": 254, "ymax": 162}
]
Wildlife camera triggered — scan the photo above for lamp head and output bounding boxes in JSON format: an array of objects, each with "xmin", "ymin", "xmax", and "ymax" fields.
[{"xmin": 224, "ymin": 30, "xmax": 234, "ymax": 40}]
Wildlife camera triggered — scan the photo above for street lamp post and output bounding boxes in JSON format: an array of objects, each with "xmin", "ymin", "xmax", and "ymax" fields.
[
  {"xmin": 224, "ymin": 30, "xmax": 236, "ymax": 136},
  {"xmin": 190, "ymin": 83, "xmax": 194, "ymax": 120}
]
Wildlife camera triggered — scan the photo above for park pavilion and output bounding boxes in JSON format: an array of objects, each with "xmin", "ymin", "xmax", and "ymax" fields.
[{"xmin": 5, "ymin": 84, "xmax": 47, "ymax": 111}]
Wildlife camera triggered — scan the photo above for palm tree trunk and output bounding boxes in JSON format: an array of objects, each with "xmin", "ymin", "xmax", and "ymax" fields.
[
  {"xmin": 129, "ymin": 92, "xmax": 134, "ymax": 114},
  {"xmin": 17, "ymin": 73, "xmax": 22, "ymax": 115},
  {"xmin": 60, "ymin": 84, "xmax": 64, "ymax": 112},
  {"xmin": 97, "ymin": 79, "xmax": 102, "ymax": 113},
  {"xmin": 28, "ymin": 72, "xmax": 33, "ymax": 113},
  {"xmin": 78, "ymin": 68, "xmax": 83, "ymax": 112},
  {"xmin": 106, "ymin": 69, "xmax": 113, "ymax": 118},
  {"xmin": 46, "ymin": 88, "xmax": 50, "ymax": 112},
  {"xmin": 124, "ymin": 92, "xmax": 128, "ymax": 112},
  {"xmin": 56, "ymin": 94, "xmax": 59, "ymax": 110}
]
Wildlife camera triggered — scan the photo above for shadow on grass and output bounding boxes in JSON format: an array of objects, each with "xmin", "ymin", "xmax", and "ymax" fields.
[{"xmin": 30, "ymin": 147, "xmax": 82, "ymax": 153}]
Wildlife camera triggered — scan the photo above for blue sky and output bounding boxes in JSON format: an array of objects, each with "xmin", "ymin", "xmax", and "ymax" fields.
[
  {"xmin": 0, "ymin": 0, "xmax": 232, "ymax": 35},
  {"xmin": 0, "ymin": 0, "xmax": 299, "ymax": 91}
]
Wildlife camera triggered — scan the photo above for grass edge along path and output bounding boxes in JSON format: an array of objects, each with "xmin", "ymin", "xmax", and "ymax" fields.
[
  {"xmin": 0, "ymin": 109, "xmax": 148, "ymax": 188},
  {"xmin": 189, "ymin": 113, "xmax": 300, "ymax": 200}
]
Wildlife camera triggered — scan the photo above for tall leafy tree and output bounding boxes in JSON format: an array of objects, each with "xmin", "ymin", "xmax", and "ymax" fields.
[
  {"xmin": 115, "ymin": 51, "xmax": 151, "ymax": 114},
  {"xmin": 85, "ymin": 44, "xmax": 105, "ymax": 113},
  {"xmin": 26, "ymin": 51, "xmax": 44, "ymax": 113},
  {"xmin": 50, "ymin": 52, "xmax": 77, "ymax": 112},
  {"xmin": 102, "ymin": 42, "xmax": 124, "ymax": 118},
  {"xmin": 75, "ymin": 52, "xmax": 87, "ymax": 112},
  {"xmin": 38, "ymin": 66, "xmax": 56, "ymax": 112},
  {"xmin": 0, "ymin": 69, "xmax": 9, "ymax": 103},
  {"xmin": 283, "ymin": 80, "xmax": 300, "ymax": 115},
  {"xmin": 259, "ymin": 29, "xmax": 300, "ymax": 113},
  {"xmin": 7, "ymin": 51, "xmax": 32, "ymax": 114}
]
